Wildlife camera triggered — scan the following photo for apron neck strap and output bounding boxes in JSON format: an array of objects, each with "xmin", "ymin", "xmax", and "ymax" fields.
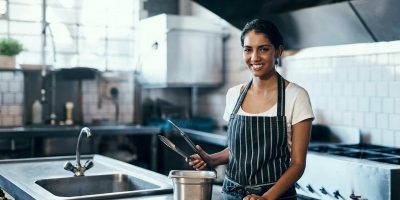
[{"xmin": 232, "ymin": 72, "xmax": 286, "ymax": 116}]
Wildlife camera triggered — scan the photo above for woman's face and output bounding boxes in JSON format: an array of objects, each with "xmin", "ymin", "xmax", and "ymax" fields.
[{"xmin": 242, "ymin": 30, "xmax": 281, "ymax": 78}]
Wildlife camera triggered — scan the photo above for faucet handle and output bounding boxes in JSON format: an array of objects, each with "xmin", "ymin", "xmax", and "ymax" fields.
[
  {"xmin": 84, "ymin": 160, "xmax": 94, "ymax": 171},
  {"xmin": 64, "ymin": 161, "xmax": 76, "ymax": 173}
]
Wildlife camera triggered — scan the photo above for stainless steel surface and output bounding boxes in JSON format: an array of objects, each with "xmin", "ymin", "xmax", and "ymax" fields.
[
  {"xmin": 193, "ymin": 0, "xmax": 400, "ymax": 49},
  {"xmin": 310, "ymin": 124, "xmax": 360, "ymax": 144},
  {"xmin": 0, "ymin": 154, "xmax": 172, "ymax": 200},
  {"xmin": 158, "ymin": 135, "xmax": 189, "ymax": 161},
  {"xmin": 138, "ymin": 14, "xmax": 223, "ymax": 87},
  {"xmin": 169, "ymin": 170, "xmax": 216, "ymax": 200},
  {"xmin": 35, "ymin": 174, "xmax": 159, "ymax": 197},
  {"xmin": 267, "ymin": 2, "xmax": 374, "ymax": 49},
  {"xmin": 63, "ymin": 127, "xmax": 93, "ymax": 176},
  {"xmin": 297, "ymin": 144, "xmax": 400, "ymax": 200}
]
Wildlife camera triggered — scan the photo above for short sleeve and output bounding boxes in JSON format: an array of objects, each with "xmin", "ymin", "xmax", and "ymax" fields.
[
  {"xmin": 291, "ymin": 88, "xmax": 314, "ymax": 125},
  {"xmin": 223, "ymin": 85, "xmax": 242, "ymax": 122}
]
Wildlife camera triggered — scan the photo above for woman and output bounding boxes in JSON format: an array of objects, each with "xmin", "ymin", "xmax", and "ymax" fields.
[{"xmin": 189, "ymin": 19, "xmax": 314, "ymax": 200}]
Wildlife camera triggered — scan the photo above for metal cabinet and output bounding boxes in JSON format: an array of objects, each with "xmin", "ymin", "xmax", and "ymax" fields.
[{"xmin": 138, "ymin": 14, "xmax": 224, "ymax": 88}]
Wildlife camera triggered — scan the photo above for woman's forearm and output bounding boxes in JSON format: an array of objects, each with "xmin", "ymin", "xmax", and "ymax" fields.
[
  {"xmin": 210, "ymin": 147, "xmax": 230, "ymax": 166},
  {"xmin": 262, "ymin": 162, "xmax": 305, "ymax": 200}
]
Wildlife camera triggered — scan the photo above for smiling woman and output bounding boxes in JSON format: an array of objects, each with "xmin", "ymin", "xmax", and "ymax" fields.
[{"xmin": 189, "ymin": 19, "xmax": 314, "ymax": 200}]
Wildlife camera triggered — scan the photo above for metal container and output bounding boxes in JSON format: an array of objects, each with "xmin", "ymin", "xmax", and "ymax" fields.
[{"xmin": 168, "ymin": 170, "xmax": 216, "ymax": 200}]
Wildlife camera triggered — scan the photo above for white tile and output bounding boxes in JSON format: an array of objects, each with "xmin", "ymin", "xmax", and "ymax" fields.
[
  {"xmin": 370, "ymin": 97, "xmax": 382, "ymax": 113},
  {"xmin": 1, "ymin": 72, "xmax": 14, "ymax": 80},
  {"xmin": 382, "ymin": 98, "xmax": 394, "ymax": 113},
  {"xmin": 396, "ymin": 98, "xmax": 400, "ymax": 114},
  {"xmin": 376, "ymin": 114, "xmax": 388, "ymax": 129},
  {"xmin": 395, "ymin": 131, "xmax": 400, "ymax": 148},
  {"xmin": 390, "ymin": 53, "xmax": 400, "ymax": 64},
  {"xmin": 381, "ymin": 130, "xmax": 395, "ymax": 147},
  {"xmin": 369, "ymin": 67, "xmax": 382, "ymax": 81},
  {"xmin": 358, "ymin": 66, "xmax": 370, "ymax": 81},
  {"xmin": 347, "ymin": 98, "xmax": 358, "ymax": 111},
  {"xmin": 358, "ymin": 97, "xmax": 369, "ymax": 112},
  {"xmin": 8, "ymin": 82, "xmax": 22, "ymax": 93},
  {"xmin": 352, "ymin": 112, "xmax": 364, "ymax": 127},
  {"xmin": 370, "ymin": 128, "xmax": 382, "ymax": 145},
  {"xmin": 1, "ymin": 117, "xmax": 13, "ymax": 126},
  {"xmin": 0, "ymin": 81, "xmax": 8, "ymax": 91},
  {"xmin": 364, "ymin": 82, "xmax": 376, "ymax": 96},
  {"xmin": 384, "ymin": 65, "xmax": 396, "ymax": 81},
  {"xmin": 376, "ymin": 82, "xmax": 388, "ymax": 97},
  {"xmin": 377, "ymin": 54, "xmax": 389, "ymax": 65},
  {"xmin": 365, "ymin": 113, "xmax": 376, "ymax": 128},
  {"xmin": 8, "ymin": 105, "xmax": 22, "ymax": 115},
  {"xmin": 15, "ymin": 93, "xmax": 23, "ymax": 104},
  {"xmin": 2, "ymin": 93, "xmax": 14, "ymax": 104},
  {"xmin": 389, "ymin": 114, "xmax": 400, "ymax": 130},
  {"xmin": 395, "ymin": 65, "xmax": 400, "ymax": 81},
  {"xmin": 353, "ymin": 82, "xmax": 364, "ymax": 96},
  {"xmin": 0, "ymin": 106, "xmax": 8, "ymax": 115},
  {"xmin": 14, "ymin": 116, "xmax": 23, "ymax": 126},
  {"xmin": 389, "ymin": 82, "xmax": 400, "ymax": 98}
]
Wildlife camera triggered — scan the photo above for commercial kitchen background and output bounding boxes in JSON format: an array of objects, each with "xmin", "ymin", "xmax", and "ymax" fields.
[{"xmin": 0, "ymin": 0, "xmax": 400, "ymax": 154}]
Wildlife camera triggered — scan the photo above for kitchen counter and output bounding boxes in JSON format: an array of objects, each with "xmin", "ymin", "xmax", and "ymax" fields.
[{"xmin": 0, "ymin": 154, "xmax": 223, "ymax": 200}]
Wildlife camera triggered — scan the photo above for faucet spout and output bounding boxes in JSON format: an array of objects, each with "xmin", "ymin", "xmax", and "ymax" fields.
[
  {"xmin": 64, "ymin": 127, "xmax": 94, "ymax": 176},
  {"xmin": 76, "ymin": 127, "xmax": 92, "ymax": 168}
]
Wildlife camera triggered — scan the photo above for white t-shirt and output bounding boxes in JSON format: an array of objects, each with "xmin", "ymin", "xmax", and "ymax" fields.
[{"xmin": 223, "ymin": 82, "xmax": 314, "ymax": 148}]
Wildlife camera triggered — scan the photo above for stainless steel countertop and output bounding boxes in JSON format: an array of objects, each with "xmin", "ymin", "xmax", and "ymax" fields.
[{"xmin": 0, "ymin": 155, "xmax": 173, "ymax": 200}]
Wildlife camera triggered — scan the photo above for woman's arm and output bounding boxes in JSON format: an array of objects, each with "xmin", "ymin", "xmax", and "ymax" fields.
[
  {"xmin": 258, "ymin": 118, "xmax": 312, "ymax": 200},
  {"xmin": 189, "ymin": 146, "xmax": 230, "ymax": 170}
]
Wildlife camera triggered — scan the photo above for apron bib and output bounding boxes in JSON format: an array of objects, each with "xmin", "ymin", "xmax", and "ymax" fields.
[{"xmin": 222, "ymin": 73, "xmax": 296, "ymax": 200}]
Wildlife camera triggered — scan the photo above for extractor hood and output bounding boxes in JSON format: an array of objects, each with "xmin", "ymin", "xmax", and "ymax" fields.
[{"xmin": 193, "ymin": 0, "xmax": 400, "ymax": 49}]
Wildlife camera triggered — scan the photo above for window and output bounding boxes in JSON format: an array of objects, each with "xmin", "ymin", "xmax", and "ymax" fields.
[{"xmin": 3, "ymin": 0, "xmax": 140, "ymax": 71}]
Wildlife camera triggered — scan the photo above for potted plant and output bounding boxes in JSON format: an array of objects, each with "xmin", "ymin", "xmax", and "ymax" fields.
[{"xmin": 0, "ymin": 38, "xmax": 24, "ymax": 69}]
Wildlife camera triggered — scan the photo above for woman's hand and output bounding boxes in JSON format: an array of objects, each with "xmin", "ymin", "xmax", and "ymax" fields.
[
  {"xmin": 188, "ymin": 145, "xmax": 210, "ymax": 170},
  {"xmin": 243, "ymin": 194, "xmax": 268, "ymax": 200}
]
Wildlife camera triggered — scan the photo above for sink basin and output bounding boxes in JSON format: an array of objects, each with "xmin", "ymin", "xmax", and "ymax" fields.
[
  {"xmin": 0, "ymin": 154, "xmax": 172, "ymax": 200},
  {"xmin": 35, "ymin": 174, "xmax": 159, "ymax": 197}
]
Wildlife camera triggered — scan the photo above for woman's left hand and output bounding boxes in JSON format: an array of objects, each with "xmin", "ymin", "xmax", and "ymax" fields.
[{"xmin": 243, "ymin": 194, "xmax": 267, "ymax": 200}]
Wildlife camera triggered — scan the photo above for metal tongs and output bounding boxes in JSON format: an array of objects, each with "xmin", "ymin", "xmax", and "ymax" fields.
[
  {"xmin": 158, "ymin": 135, "xmax": 190, "ymax": 161},
  {"xmin": 166, "ymin": 119, "xmax": 215, "ymax": 172}
]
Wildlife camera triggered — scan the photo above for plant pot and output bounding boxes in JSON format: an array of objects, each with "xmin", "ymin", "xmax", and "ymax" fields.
[{"xmin": 0, "ymin": 55, "xmax": 16, "ymax": 69}]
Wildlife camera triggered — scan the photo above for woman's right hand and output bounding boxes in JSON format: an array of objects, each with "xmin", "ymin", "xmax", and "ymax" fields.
[{"xmin": 188, "ymin": 145, "xmax": 211, "ymax": 170}]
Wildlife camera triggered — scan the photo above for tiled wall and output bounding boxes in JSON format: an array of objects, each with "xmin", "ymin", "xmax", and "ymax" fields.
[
  {"xmin": 0, "ymin": 70, "xmax": 134, "ymax": 126},
  {"xmin": 0, "ymin": 71, "xmax": 24, "ymax": 126},
  {"xmin": 82, "ymin": 72, "xmax": 134, "ymax": 124},
  {"xmin": 282, "ymin": 42, "xmax": 400, "ymax": 147}
]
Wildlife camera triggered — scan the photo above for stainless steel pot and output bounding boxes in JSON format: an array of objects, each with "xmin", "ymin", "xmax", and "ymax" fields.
[{"xmin": 168, "ymin": 170, "xmax": 216, "ymax": 200}]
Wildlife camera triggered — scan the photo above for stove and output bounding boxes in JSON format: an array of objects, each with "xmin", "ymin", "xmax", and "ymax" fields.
[
  {"xmin": 296, "ymin": 125, "xmax": 400, "ymax": 200},
  {"xmin": 296, "ymin": 143, "xmax": 400, "ymax": 200}
]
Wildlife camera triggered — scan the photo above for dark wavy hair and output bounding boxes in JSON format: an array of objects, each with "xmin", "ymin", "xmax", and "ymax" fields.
[{"xmin": 240, "ymin": 19, "xmax": 284, "ymax": 49}]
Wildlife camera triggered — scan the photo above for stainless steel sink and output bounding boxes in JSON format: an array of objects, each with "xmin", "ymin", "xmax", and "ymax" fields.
[
  {"xmin": 0, "ymin": 154, "xmax": 173, "ymax": 200},
  {"xmin": 35, "ymin": 174, "xmax": 160, "ymax": 197}
]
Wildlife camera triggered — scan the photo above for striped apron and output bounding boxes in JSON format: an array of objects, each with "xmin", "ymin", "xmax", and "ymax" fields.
[{"xmin": 222, "ymin": 73, "xmax": 297, "ymax": 200}]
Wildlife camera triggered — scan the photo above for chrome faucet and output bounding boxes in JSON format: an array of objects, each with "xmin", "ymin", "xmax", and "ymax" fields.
[{"xmin": 64, "ymin": 127, "xmax": 94, "ymax": 176}]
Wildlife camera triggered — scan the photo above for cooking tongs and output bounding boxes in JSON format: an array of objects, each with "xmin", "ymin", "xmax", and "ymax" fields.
[
  {"xmin": 158, "ymin": 135, "xmax": 190, "ymax": 161},
  {"xmin": 167, "ymin": 120, "xmax": 215, "ymax": 172}
]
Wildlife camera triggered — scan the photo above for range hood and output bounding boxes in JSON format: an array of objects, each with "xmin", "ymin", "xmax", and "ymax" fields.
[{"xmin": 193, "ymin": 0, "xmax": 400, "ymax": 49}]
